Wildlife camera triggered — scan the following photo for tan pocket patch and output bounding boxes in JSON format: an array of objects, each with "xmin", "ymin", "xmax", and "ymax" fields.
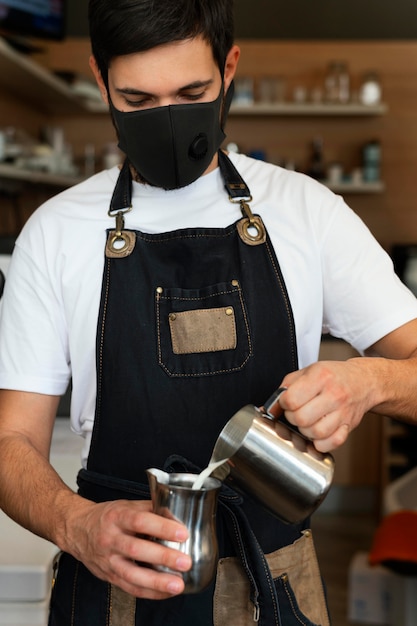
[
  {"xmin": 169, "ymin": 307, "xmax": 237, "ymax": 354},
  {"xmin": 213, "ymin": 530, "xmax": 330, "ymax": 626},
  {"xmin": 266, "ymin": 530, "xmax": 330, "ymax": 626},
  {"xmin": 213, "ymin": 557, "xmax": 255, "ymax": 626},
  {"xmin": 109, "ymin": 585, "xmax": 136, "ymax": 625}
]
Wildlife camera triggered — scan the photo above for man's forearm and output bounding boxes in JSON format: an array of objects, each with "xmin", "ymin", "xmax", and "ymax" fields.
[
  {"xmin": 279, "ymin": 351, "xmax": 417, "ymax": 452},
  {"xmin": 0, "ymin": 432, "xmax": 89, "ymax": 551},
  {"xmin": 354, "ymin": 355, "xmax": 417, "ymax": 423}
]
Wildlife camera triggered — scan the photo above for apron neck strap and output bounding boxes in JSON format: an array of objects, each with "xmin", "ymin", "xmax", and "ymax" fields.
[
  {"xmin": 108, "ymin": 150, "xmax": 251, "ymax": 214},
  {"xmin": 218, "ymin": 150, "xmax": 252, "ymax": 201},
  {"xmin": 109, "ymin": 159, "xmax": 132, "ymax": 215}
]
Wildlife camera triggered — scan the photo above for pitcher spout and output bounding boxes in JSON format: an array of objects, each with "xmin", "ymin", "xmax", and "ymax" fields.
[{"xmin": 146, "ymin": 468, "xmax": 170, "ymax": 503}]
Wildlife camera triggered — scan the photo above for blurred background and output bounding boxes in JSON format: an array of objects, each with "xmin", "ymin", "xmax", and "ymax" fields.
[{"xmin": 0, "ymin": 1, "xmax": 417, "ymax": 624}]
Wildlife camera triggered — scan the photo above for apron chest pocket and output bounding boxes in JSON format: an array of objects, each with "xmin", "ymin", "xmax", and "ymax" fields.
[{"xmin": 156, "ymin": 279, "xmax": 252, "ymax": 377}]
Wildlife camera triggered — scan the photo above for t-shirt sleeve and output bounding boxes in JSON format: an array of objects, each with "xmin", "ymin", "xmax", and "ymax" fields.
[
  {"xmin": 0, "ymin": 242, "xmax": 70, "ymax": 395},
  {"xmin": 321, "ymin": 200, "xmax": 417, "ymax": 353}
]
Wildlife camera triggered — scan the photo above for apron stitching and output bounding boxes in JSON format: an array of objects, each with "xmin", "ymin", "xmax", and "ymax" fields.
[
  {"xmin": 70, "ymin": 560, "xmax": 79, "ymax": 626},
  {"xmin": 224, "ymin": 503, "xmax": 281, "ymax": 626},
  {"xmin": 280, "ymin": 576, "xmax": 311, "ymax": 626},
  {"xmin": 226, "ymin": 506, "xmax": 260, "ymax": 614},
  {"xmin": 106, "ymin": 583, "xmax": 111, "ymax": 626},
  {"xmin": 156, "ymin": 289, "xmax": 163, "ymax": 374},
  {"xmin": 158, "ymin": 287, "xmax": 240, "ymax": 302},
  {"xmin": 156, "ymin": 299, "xmax": 252, "ymax": 377},
  {"xmin": 135, "ymin": 230, "xmax": 235, "ymax": 243},
  {"xmin": 157, "ymin": 362, "xmax": 252, "ymax": 377},
  {"xmin": 265, "ymin": 239, "xmax": 298, "ymax": 371},
  {"xmin": 93, "ymin": 257, "xmax": 111, "ymax": 447},
  {"xmin": 130, "ymin": 597, "xmax": 136, "ymax": 622},
  {"xmin": 236, "ymin": 283, "xmax": 253, "ymax": 360},
  {"xmin": 259, "ymin": 554, "xmax": 280, "ymax": 626},
  {"xmin": 305, "ymin": 531, "xmax": 330, "ymax": 625},
  {"xmin": 156, "ymin": 281, "xmax": 253, "ymax": 377}
]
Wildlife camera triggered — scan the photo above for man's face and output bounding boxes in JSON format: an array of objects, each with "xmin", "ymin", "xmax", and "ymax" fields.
[
  {"xmin": 107, "ymin": 36, "xmax": 225, "ymax": 113},
  {"xmin": 89, "ymin": 36, "xmax": 239, "ymax": 183}
]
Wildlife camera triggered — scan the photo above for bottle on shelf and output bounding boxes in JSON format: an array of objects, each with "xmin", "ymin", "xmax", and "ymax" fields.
[
  {"xmin": 362, "ymin": 139, "xmax": 381, "ymax": 182},
  {"xmin": 233, "ymin": 77, "xmax": 254, "ymax": 106},
  {"xmin": 324, "ymin": 61, "xmax": 351, "ymax": 104},
  {"xmin": 306, "ymin": 137, "xmax": 326, "ymax": 181}
]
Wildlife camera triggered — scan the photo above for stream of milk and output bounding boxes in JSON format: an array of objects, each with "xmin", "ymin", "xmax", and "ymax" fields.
[{"xmin": 191, "ymin": 458, "xmax": 226, "ymax": 490}]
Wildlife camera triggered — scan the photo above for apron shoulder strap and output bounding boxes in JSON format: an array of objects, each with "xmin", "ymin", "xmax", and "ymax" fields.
[
  {"xmin": 218, "ymin": 150, "xmax": 251, "ymax": 200},
  {"xmin": 109, "ymin": 159, "xmax": 132, "ymax": 214}
]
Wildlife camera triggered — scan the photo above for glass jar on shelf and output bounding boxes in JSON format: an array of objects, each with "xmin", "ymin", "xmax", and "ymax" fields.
[{"xmin": 324, "ymin": 61, "xmax": 350, "ymax": 104}]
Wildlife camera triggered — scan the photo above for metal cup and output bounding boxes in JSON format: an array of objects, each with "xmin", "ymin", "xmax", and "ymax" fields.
[
  {"xmin": 210, "ymin": 396, "xmax": 335, "ymax": 524},
  {"xmin": 146, "ymin": 469, "xmax": 221, "ymax": 593}
]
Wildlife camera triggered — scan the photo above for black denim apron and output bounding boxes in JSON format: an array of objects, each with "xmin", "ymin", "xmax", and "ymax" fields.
[{"xmin": 49, "ymin": 154, "xmax": 323, "ymax": 626}]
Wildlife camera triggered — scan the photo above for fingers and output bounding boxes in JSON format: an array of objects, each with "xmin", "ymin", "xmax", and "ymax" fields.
[
  {"xmin": 289, "ymin": 410, "xmax": 350, "ymax": 452},
  {"xmin": 312, "ymin": 422, "xmax": 350, "ymax": 453},
  {"xmin": 69, "ymin": 499, "xmax": 192, "ymax": 599},
  {"xmin": 112, "ymin": 524, "xmax": 191, "ymax": 573},
  {"xmin": 118, "ymin": 501, "xmax": 189, "ymax": 543},
  {"xmin": 106, "ymin": 552, "xmax": 188, "ymax": 599},
  {"xmin": 278, "ymin": 361, "xmax": 364, "ymax": 451}
]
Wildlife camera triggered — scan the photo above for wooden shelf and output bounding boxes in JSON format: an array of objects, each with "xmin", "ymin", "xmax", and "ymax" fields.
[
  {"xmin": 0, "ymin": 163, "xmax": 82, "ymax": 188},
  {"xmin": 0, "ymin": 163, "xmax": 385, "ymax": 194},
  {"xmin": 82, "ymin": 100, "xmax": 108, "ymax": 114},
  {"xmin": 0, "ymin": 37, "xmax": 93, "ymax": 115},
  {"xmin": 386, "ymin": 422, "xmax": 409, "ymax": 437},
  {"xmin": 0, "ymin": 36, "xmax": 389, "ymax": 120},
  {"xmin": 0, "ymin": 163, "xmax": 384, "ymax": 194},
  {"xmin": 230, "ymin": 102, "xmax": 388, "ymax": 116},
  {"xmin": 386, "ymin": 453, "xmax": 410, "ymax": 468}
]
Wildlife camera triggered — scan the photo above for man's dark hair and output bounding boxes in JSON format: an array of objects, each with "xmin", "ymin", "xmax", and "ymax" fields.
[{"xmin": 88, "ymin": 0, "xmax": 235, "ymax": 87}]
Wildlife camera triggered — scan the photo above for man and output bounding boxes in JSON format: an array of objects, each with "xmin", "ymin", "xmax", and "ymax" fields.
[{"xmin": 0, "ymin": 1, "xmax": 417, "ymax": 624}]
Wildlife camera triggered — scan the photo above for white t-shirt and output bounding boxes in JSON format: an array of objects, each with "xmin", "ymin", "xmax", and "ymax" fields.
[{"xmin": 0, "ymin": 152, "xmax": 416, "ymax": 466}]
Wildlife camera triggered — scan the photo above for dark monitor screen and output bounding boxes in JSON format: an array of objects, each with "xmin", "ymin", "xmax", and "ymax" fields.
[{"xmin": 0, "ymin": 1, "xmax": 66, "ymax": 41}]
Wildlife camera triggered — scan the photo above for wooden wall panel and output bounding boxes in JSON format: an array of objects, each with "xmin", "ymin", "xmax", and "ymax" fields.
[
  {"xmin": 228, "ymin": 41, "xmax": 417, "ymax": 249},
  {"xmin": 31, "ymin": 38, "xmax": 417, "ymax": 249}
]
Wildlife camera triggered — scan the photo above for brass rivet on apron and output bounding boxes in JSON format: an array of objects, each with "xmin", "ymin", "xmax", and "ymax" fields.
[
  {"xmin": 225, "ymin": 307, "xmax": 233, "ymax": 316},
  {"xmin": 280, "ymin": 573, "xmax": 289, "ymax": 583},
  {"xmin": 156, "ymin": 287, "xmax": 163, "ymax": 294},
  {"xmin": 303, "ymin": 529, "xmax": 312, "ymax": 538},
  {"xmin": 231, "ymin": 279, "xmax": 239, "ymax": 287},
  {"xmin": 169, "ymin": 313, "xmax": 177, "ymax": 321}
]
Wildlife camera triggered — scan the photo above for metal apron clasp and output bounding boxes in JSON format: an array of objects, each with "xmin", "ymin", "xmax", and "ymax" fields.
[
  {"xmin": 106, "ymin": 207, "xmax": 136, "ymax": 258},
  {"xmin": 229, "ymin": 193, "xmax": 266, "ymax": 246}
]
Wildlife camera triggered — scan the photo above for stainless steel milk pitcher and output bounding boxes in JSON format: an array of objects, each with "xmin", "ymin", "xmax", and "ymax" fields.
[
  {"xmin": 146, "ymin": 468, "xmax": 221, "ymax": 593},
  {"xmin": 209, "ymin": 388, "xmax": 335, "ymax": 524}
]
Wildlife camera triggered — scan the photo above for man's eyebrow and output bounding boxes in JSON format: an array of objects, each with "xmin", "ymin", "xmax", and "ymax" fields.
[{"xmin": 115, "ymin": 79, "xmax": 214, "ymax": 96}]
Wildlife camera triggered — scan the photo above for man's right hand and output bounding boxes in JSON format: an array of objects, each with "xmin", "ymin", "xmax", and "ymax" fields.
[{"xmin": 60, "ymin": 495, "xmax": 192, "ymax": 599}]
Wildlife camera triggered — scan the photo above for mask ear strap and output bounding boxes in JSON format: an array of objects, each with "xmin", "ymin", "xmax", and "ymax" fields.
[{"xmin": 221, "ymin": 80, "xmax": 235, "ymax": 130}]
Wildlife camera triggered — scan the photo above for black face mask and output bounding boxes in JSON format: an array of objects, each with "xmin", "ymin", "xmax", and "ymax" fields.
[{"xmin": 110, "ymin": 84, "xmax": 233, "ymax": 190}]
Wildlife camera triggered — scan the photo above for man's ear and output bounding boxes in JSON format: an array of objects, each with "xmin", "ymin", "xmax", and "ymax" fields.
[
  {"xmin": 224, "ymin": 44, "xmax": 240, "ymax": 93},
  {"xmin": 89, "ymin": 55, "xmax": 109, "ymax": 105}
]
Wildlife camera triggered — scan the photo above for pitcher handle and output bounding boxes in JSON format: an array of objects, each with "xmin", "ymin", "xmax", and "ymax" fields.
[{"xmin": 262, "ymin": 386, "xmax": 288, "ymax": 420}]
